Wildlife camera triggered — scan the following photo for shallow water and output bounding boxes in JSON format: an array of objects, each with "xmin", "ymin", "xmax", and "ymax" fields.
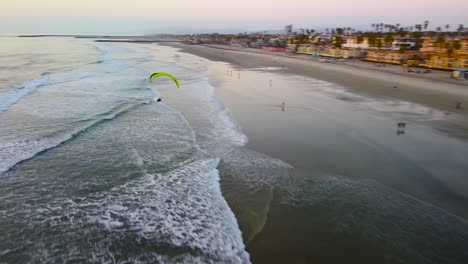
[
  {"xmin": 0, "ymin": 37, "xmax": 249, "ymax": 263},
  {"xmin": 205, "ymin": 64, "xmax": 468, "ymax": 218},
  {"xmin": 1, "ymin": 38, "xmax": 468, "ymax": 264},
  {"xmin": 127, "ymin": 45, "xmax": 468, "ymax": 263}
]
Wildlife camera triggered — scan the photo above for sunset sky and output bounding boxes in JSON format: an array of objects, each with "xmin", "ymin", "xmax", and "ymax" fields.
[{"xmin": 1, "ymin": 0, "xmax": 467, "ymax": 34}]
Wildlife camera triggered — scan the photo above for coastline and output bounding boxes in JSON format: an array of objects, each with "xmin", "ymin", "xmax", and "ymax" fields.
[
  {"xmin": 5, "ymin": 36, "xmax": 467, "ymax": 263},
  {"xmin": 146, "ymin": 43, "xmax": 468, "ymax": 264},
  {"xmin": 163, "ymin": 42, "xmax": 468, "ymax": 116}
]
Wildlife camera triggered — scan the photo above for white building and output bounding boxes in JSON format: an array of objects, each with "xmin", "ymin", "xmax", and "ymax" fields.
[
  {"xmin": 284, "ymin": 25, "xmax": 293, "ymax": 36},
  {"xmin": 391, "ymin": 39, "xmax": 417, "ymax": 50},
  {"xmin": 342, "ymin": 36, "xmax": 370, "ymax": 49}
]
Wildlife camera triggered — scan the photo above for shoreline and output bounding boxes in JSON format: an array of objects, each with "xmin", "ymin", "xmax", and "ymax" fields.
[
  {"xmin": 148, "ymin": 43, "xmax": 468, "ymax": 263},
  {"xmin": 163, "ymin": 42, "xmax": 468, "ymax": 116}
]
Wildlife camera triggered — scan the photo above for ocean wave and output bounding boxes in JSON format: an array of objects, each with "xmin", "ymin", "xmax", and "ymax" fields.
[
  {"xmin": 0, "ymin": 160, "xmax": 250, "ymax": 263},
  {"xmin": 0, "ymin": 75, "xmax": 49, "ymax": 112},
  {"xmin": 0, "ymin": 44, "xmax": 150, "ymax": 114},
  {"xmin": 0, "ymin": 101, "xmax": 250, "ymax": 263},
  {"xmin": 0, "ymin": 40, "xmax": 254, "ymax": 263},
  {"xmin": 0, "ymin": 102, "xmax": 144, "ymax": 174},
  {"xmin": 218, "ymin": 152, "xmax": 468, "ymax": 263},
  {"xmin": 145, "ymin": 71, "xmax": 248, "ymax": 156}
]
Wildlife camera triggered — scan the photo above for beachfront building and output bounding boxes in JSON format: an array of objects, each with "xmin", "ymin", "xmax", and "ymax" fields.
[
  {"xmin": 295, "ymin": 44, "xmax": 365, "ymax": 59},
  {"xmin": 343, "ymin": 48, "xmax": 367, "ymax": 59},
  {"xmin": 318, "ymin": 48, "xmax": 366, "ymax": 59},
  {"xmin": 419, "ymin": 38, "xmax": 468, "ymax": 69},
  {"xmin": 284, "ymin": 25, "xmax": 293, "ymax": 36},
  {"xmin": 421, "ymin": 56, "xmax": 468, "ymax": 69},
  {"xmin": 319, "ymin": 48, "xmax": 344, "ymax": 58},
  {"xmin": 391, "ymin": 39, "xmax": 417, "ymax": 50},
  {"xmin": 342, "ymin": 36, "xmax": 370, "ymax": 49},
  {"xmin": 452, "ymin": 68, "xmax": 468, "ymax": 79},
  {"xmin": 366, "ymin": 49, "xmax": 417, "ymax": 64},
  {"xmin": 286, "ymin": 44, "xmax": 298, "ymax": 53},
  {"xmin": 297, "ymin": 45, "xmax": 317, "ymax": 55}
]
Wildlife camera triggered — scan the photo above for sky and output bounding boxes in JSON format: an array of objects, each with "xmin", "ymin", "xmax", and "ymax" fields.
[{"xmin": 1, "ymin": 0, "xmax": 468, "ymax": 35}]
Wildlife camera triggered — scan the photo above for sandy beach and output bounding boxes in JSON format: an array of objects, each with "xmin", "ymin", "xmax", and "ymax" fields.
[
  {"xmin": 139, "ymin": 43, "xmax": 468, "ymax": 263},
  {"xmin": 2, "ymin": 35, "xmax": 468, "ymax": 264},
  {"xmin": 3, "ymin": 0, "xmax": 468, "ymax": 261},
  {"xmin": 165, "ymin": 43, "xmax": 468, "ymax": 116}
]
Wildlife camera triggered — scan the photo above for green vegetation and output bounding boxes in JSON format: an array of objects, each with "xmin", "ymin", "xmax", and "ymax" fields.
[
  {"xmin": 399, "ymin": 46, "xmax": 407, "ymax": 54},
  {"xmin": 334, "ymin": 36, "xmax": 343, "ymax": 48},
  {"xmin": 357, "ymin": 36, "xmax": 364, "ymax": 44},
  {"xmin": 367, "ymin": 33, "xmax": 377, "ymax": 46},
  {"xmin": 384, "ymin": 34, "xmax": 394, "ymax": 45}
]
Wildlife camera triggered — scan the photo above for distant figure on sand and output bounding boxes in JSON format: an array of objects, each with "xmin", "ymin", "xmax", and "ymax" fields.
[{"xmin": 281, "ymin": 102, "xmax": 285, "ymax": 111}]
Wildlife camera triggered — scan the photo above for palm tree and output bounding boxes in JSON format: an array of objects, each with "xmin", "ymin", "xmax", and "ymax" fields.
[
  {"xmin": 376, "ymin": 38, "xmax": 383, "ymax": 49},
  {"xmin": 399, "ymin": 46, "xmax": 407, "ymax": 54},
  {"xmin": 384, "ymin": 33, "xmax": 394, "ymax": 46},
  {"xmin": 435, "ymin": 34, "xmax": 445, "ymax": 47},
  {"xmin": 446, "ymin": 48, "xmax": 454, "ymax": 57},
  {"xmin": 334, "ymin": 36, "xmax": 343, "ymax": 48},
  {"xmin": 368, "ymin": 33, "xmax": 377, "ymax": 46},
  {"xmin": 444, "ymin": 42, "xmax": 454, "ymax": 57},
  {"xmin": 357, "ymin": 36, "xmax": 364, "ymax": 44},
  {"xmin": 398, "ymin": 28, "xmax": 407, "ymax": 37},
  {"xmin": 436, "ymin": 26, "xmax": 442, "ymax": 32},
  {"xmin": 445, "ymin": 24, "xmax": 450, "ymax": 31},
  {"xmin": 457, "ymin": 24, "xmax": 465, "ymax": 33},
  {"xmin": 424, "ymin": 20, "xmax": 429, "ymax": 30}
]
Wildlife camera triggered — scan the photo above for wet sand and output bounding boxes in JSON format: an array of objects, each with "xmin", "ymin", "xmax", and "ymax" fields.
[
  {"xmin": 206, "ymin": 64, "xmax": 468, "ymax": 264},
  {"xmin": 166, "ymin": 43, "xmax": 468, "ymax": 116},
  {"xmin": 150, "ymin": 44, "xmax": 468, "ymax": 263}
]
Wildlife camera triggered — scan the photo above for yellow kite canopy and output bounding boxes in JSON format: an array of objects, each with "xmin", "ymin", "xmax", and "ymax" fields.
[{"xmin": 150, "ymin": 72, "xmax": 180, "ymax": 88}]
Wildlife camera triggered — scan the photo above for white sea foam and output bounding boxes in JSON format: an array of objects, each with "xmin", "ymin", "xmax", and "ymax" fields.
[
  {"xmin": 0, "ymin": 43, "xmax": 158, "ymax": 174},
  {"xmin": 0, "ymin": 101, "xmax": 250, "ymax": 263},
  {"xmin": 0, "ymin": 40, "xmax": 255, "ymax": 263},
  {"xmin": 0, "ymin": 102, "xmax": 140, "ymax": 173},
  {"xmin": 87, "ymin": 158, "xmax": 249, "ymax": 262},
  {"xmin": 0, "ymin": 74, "xmax": 49, "ymax": 112},
  {"xmin": 129, "ymin": 44, "xmax": 249, "ymax": 157}
]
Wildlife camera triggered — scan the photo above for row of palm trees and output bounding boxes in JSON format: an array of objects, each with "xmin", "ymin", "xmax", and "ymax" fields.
[
  {"xmin": 371, "ymin": 21, "xmax": 465, "ymax": 33},
  {"xmin": 292, "ymin": 23, "xmax": 465, "ymax": 39}
]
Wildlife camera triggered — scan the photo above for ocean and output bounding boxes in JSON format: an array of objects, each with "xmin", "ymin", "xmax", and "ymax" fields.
[
  {"xmin": 0, "ymin": 37, "xmax": 250, "ymax": 263},
  {"xmin": 1, "ymin": 37, "xmax": 468, "ymax": 264}
]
